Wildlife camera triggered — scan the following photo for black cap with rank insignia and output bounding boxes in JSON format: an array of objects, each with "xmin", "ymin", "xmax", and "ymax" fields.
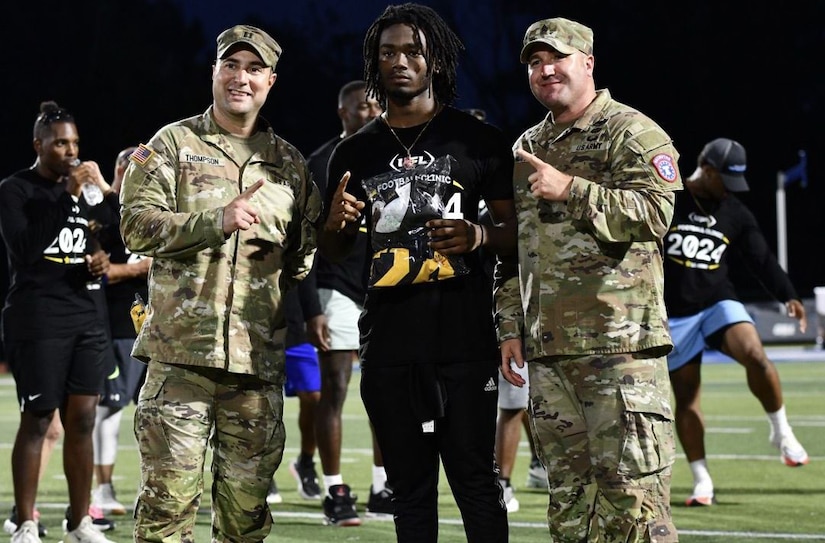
[{"xmin": 216, "ymin": 24, "xmax": 282, "ymax": 69}]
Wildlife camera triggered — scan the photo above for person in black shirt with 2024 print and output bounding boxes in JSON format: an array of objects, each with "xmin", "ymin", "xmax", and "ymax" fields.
[
  {"xmin": 664, "ymin": 137, "xmax": 809, "ymax": 508},
  {"xmin": 0, "ymin": 101, "xmax": 116, "ymax": 543},
  {"xmin": 319, "ymin": 4, "xmax": 517, "ymax": 542}
]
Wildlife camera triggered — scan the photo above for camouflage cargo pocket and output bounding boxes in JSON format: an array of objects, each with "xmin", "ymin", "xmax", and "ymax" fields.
[
  {"xmin": 134, "ymin": 365, "xmax": 211, "ymax": 466},
  {"xmin": 617, "ymin": 384, "xmax": 675, "ymax": 477}
]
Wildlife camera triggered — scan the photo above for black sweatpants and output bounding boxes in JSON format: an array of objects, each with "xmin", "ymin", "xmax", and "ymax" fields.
[{"xmin": 361, "ymin": 360, "xmax": 509, "ymax": 543}]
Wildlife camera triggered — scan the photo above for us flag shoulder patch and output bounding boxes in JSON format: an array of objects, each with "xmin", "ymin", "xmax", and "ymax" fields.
[
  {"xmin": 651, "ymin": 153, "xmax": 678, "ymax": 182},
  {"xmin": 130, "ymin": 144, "xmax": 155, "ymax": 166}
]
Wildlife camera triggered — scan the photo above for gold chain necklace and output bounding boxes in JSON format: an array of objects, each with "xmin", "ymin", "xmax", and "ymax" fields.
[
  {"xmin": 689, "ymin": 190, "xmax": 712, "ymax": 216},
  {"xmin": 383, "ymin": 109, "xmax": 438, "ymax": 170}
]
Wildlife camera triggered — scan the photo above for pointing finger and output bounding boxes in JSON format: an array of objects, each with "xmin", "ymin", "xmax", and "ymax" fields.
[
  {"xmin": 238, "ymin": 179, "xmax": 265, "ymax": 200},
  {"xmin": 336, "ymin": 171, "xmax": 352, "ymax": 195},
  {"xmin": 516, "ymin": 148, "xmax": 545, "ymax": 169}
]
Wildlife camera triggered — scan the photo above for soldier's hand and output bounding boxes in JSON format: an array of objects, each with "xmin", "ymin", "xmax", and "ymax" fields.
[
  {"xmin": 516, "ymin": 149, "xmax": 574, "ymax": 202},
  {"xmin": 500, "ymin": 338, "xmax": 526, "ymax": 388},
  {"xmin": 324, "ymin": 172, "xmax": 365, "ymax": 233},
  {"xmin": 223, "ymin": 180, "xmax": 264, "ymax": 235}
]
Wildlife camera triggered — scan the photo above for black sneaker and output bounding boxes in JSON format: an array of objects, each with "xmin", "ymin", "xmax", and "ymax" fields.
[
  {"xmin": 289, "ymin": 458, "xmax": 322, "ymax": 500},
  {"xmin": 322, "ymin": 484, "xmax": 361, "ymax": 527},
  {"xmin": 3, "ymin": 506, "xmax": 47, "ymax": 537},
  {"xmin": 63, "ymin": 505, "xmax": 116, "ymax": 533},
  {"xmin": 365, "ymin": 485, "xmax": 395, "ymax": 519}
]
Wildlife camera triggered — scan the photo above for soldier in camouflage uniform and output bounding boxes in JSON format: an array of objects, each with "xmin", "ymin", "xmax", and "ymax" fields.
[
  {"xmin": 120, "ymin": 25, "xmax": 320, "ymax": 543},
  {"xmin": 495, "ymin": 17, "xmax": 681, "ymax": 543}
]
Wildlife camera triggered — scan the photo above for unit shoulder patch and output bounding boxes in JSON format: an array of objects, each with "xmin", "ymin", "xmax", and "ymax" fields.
[{"xmin": 651, "ymin": 153, "xmax": 678, "ymax": 183}]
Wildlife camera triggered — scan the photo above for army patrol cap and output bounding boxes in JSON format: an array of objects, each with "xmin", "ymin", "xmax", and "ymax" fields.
[
  {"xmin": 520, "ymin": 17, "xmax": 593, "ymax": 62},
  {"xmin": 696, "ymin": 137, "xmax": 749, "ymax": 192},
  {"xmin": 216, "ymin": 25, "xmax": 282, "ymax": 68}
]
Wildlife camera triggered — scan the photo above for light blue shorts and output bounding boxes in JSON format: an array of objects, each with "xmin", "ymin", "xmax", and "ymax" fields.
[{"xmin": 667, "ymin": 300, "xmax": 754, "ymax": 371}]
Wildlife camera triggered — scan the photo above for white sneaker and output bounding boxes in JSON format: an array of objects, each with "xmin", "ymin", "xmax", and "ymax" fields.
[
  {"xmin": 4, "ymin": 508, "xmax": 46, "ymax": 537},
  {"xmin": 499, "ymin": 481, "xmax": 519, "ymax": 513},
  {"xmin": 771, "ymin": 432, "xmax": 810, "ymax": 467},
  {"xmin": 91, "ymin": 484, "xmax": 126, "ymax": 515},
  {"xmin": 62, "ymin": 507, "xmax": 115, "ymax": 534},
  {"xmin": 266, "ymin": 480, "xmax": 282, "ymax": 505},
  {"xmin": 59, "ymin": 516, "xmax": 116, "ymax": 543},
  {"xmin": 11, "ymin": 521, "xmax": 41, "ymax": 543}
]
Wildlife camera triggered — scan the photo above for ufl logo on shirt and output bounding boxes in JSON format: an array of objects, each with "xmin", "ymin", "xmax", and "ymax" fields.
[{"xmin": 389, "ymin": 151, "xmax": 434, "ymax": 172}]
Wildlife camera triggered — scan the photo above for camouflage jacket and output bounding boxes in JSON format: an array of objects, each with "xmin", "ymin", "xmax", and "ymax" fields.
[
  {"xmin": 496, "ymin": 90, "xmax": 682, "ymax": 359},
  {"xmin": 120, "ymin": 106, "xmax": 320, "ymax": 383}
]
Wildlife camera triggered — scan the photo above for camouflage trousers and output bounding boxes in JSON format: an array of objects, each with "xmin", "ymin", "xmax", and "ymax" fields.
[
  {"xmin": 528, "ymin": 352, "xmax": 678, "ymax": 543},
  {"xmin": 133, "ymin": 361, "xmax": 285, "ymax": 543}
]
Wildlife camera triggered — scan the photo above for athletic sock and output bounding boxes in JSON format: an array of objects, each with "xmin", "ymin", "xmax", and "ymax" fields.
[
  {"xmin": 372, "ymin": 465, "xmax": 388, "ymax": 493},
  {"xmin": 323, "ymin": 474, "xmax": 344, "ymax": 496},
  {"xmin": 689, "ymin": 459, "xmax": 713, "ymax": 490},
  {"xmin": 767, "ymin": 405, "xmax": 792, "ymax": 437}
]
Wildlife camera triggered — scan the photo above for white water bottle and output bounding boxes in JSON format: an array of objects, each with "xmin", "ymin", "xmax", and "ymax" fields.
[
  {"xmin": 70, "ymin": 158, "xmax": 104, "ymax": 205},
  {"xmin": 82, "ymin": 182, "xmax": 104, "ymax": 206}
]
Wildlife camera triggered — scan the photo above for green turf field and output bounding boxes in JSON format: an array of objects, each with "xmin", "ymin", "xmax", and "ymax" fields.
[{"xmin": 1, "ymin": 359, "xmax": 823, "ymax": 542}]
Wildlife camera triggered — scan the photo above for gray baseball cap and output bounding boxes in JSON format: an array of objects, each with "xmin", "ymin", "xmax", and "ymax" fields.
[{"xmin": 697, "ymin": 138, "xmax": 749, "ymax": 192}]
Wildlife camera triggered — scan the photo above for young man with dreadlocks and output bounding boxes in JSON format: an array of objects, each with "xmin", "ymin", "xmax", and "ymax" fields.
[{"xmin": 319, "ymin": 3, "xmax": 516, "ymax": 541}]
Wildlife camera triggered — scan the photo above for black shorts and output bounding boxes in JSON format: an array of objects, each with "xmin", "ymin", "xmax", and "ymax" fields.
[
  {"xmin": 7, "ymin": 329, "xmax": 109, "ymax": 412},
  {"xmin": 100, "ymin": 338, "xmax": 148, "ymax": 408}
]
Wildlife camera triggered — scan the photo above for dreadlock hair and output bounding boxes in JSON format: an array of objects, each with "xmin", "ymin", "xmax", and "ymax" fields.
[
  {"xmin": 33, "ymin": 101, "xmax": 75, "ymax": 140},
  {"xmin": 363, "ymin": 3, "xmax": 464, "ymax": 106}
]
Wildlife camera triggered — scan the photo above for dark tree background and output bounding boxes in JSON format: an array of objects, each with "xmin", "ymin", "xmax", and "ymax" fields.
[{"xmin": 1, "ymin": 0, "xmax": 823, "ymax": 298}]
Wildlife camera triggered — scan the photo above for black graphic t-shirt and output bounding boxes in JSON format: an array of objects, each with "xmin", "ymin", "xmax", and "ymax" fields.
[
  {"xmin": 664, "ymin": 190, "xmax": 797, "ymax": 318},
  {"xmin": 0, "ymin": 168, "xmax": 101, "ymax": 340},
  {"xmin": 326, "ymin": 107, "xmax": 513, "ymax": 367}
]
